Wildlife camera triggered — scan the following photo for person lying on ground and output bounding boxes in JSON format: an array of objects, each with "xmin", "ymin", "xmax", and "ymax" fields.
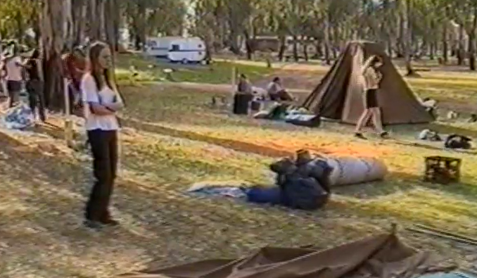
[
  {"xmin": 354, "ymin": 55, "xmax": 388, "ymax": 140},
  {"xmin": 266, "ymin": 77, "xmax": 295, "ymax": 101}
]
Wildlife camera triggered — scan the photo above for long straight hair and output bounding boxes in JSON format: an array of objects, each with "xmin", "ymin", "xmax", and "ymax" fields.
[{"xmin": 88, "ymin": 41, "xmax": 114, "ymax": 92}]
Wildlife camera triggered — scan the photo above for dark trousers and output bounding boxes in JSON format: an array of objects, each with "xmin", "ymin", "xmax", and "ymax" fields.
[
  {"xmin": 7, "ymin": 80, "xmax": 21, "ymax": 108},
  {"xmin": 26, "ymin": 80, "xmax": 46, "ymax": 121},
  {"xmin": 85, "ymin": 129, "xmax": 118, "ymax": 222},
  {"xmin": 68, "ymin": 83, "xmax": 79, "ymax": 114}
]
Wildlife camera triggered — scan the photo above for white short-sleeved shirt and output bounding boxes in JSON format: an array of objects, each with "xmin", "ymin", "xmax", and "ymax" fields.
[
  {"xmin": 6, "ymin": 56, "xmax": 23, "ymax": 81},
  {"xmin": 81, "ymin": 73, "xmax": 122, "ymax": 131}
]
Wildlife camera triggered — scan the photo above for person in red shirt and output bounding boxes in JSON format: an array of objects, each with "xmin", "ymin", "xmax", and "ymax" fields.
[{"xmin": 62, "ymin": 47, "xmax": 86, "ymax": 113}]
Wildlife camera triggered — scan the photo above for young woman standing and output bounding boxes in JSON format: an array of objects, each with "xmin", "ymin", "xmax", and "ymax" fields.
[
  {"xmin": 354, "ymin": 55, "xmax": 388, "ymax": 139},
  {"xmin": 81, "ymin": 42, "xmax": 124, "ymax": 229}
]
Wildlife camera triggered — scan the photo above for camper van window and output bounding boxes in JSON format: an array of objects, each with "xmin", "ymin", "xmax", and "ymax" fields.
[{"xmin": 171, "ymin": 44, "xmax": 180, "ymax": 51}]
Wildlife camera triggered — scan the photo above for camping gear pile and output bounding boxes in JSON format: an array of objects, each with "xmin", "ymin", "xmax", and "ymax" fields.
[
  {"xmin": 326, "ymin": 156, "xmax": 388, "ymax": 187},
  {"xmin": 188, "ymin": 150, "xmax": 388, "ymax": 210},
  {"xmin": 445, "ymin": 134, "xmax": 472, "ymax": 150},
  {"xmin": 119, "ymin": 230, "xmax": 456, "ymax": 278},
  {"xmin": 253, "ymin": 103, "xmax": 321, "ymax": 127},
  {"xmin": 3, "ymin": 103, "xmax": 34, "ymax": 130},
  {"xmin": 418, "ymin": 130, "xmax": 473, "ymax": 150},
  {"xmin": 257, "ymin": 149, "xmax": 331, "ymax": 210},
  {"xmin": 419, "ymin": 129, "xmax": 442, "ymax": 141},
  {"xmin": 187, "ymin": 150, "xmax": 332, "ymax": 211}
]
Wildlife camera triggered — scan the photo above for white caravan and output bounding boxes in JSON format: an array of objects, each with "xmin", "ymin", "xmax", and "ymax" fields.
[
  {"xmin": 145, "ymin": 36, "xmax": 176, "ymax": 57},
  {"xmin": 145, "ymin": 36, "xmax": 207, "ymax": 63}
]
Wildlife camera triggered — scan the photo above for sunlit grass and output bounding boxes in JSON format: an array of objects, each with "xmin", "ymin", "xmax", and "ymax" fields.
[
  {"xmin": 120, "ymin": 81, "xmax": 477, "ymax": 237},
  {"xmin": 115, "ymin": 53, "xmax": 273, "ymax": 85}
]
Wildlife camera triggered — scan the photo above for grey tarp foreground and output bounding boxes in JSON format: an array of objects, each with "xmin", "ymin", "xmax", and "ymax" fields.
[
  {"xmin": 302, "ymin": 41, "xmax": 434, "ymax": 125},
  {"xmin": 118, "ymin": 232, "xmax": 455, "ymax": 278}
]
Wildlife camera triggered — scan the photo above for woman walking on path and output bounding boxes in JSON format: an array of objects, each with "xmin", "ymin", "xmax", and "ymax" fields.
[
  {"xmin": 354, "ymin": 55, "xmax": 388, "ymax": 139},
  {"xmin": 81, "ymin": 41, "xmax": 124, "ymax": 229}
]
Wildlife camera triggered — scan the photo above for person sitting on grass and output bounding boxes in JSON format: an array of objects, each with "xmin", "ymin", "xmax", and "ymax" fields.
[{"xmin": 266, "ymin": 77, "xmax": 295, "ymax": 102}]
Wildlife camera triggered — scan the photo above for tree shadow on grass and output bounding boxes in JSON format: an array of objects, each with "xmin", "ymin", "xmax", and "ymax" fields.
[{"xmin": 0, "ymin": 131, "xmax": 387, "ymax": 277}]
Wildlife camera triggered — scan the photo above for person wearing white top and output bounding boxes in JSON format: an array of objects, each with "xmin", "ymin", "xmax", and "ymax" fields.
[
  {"xmin": 266, "ymin": 77, "xmax": 294, "ymax": 101},
  {"xmin": 81, "ymin": 42, "xmax": 124, "ymax": 229},
  {"xmin": 2, "ymin": 46, "xmax": 23, "ymax": 107}
]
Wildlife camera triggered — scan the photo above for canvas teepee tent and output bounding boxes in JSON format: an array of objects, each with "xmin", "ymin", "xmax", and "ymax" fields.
[{"xmin": 302, "ymin": 41, "xmax": 434, "ymax": 125}]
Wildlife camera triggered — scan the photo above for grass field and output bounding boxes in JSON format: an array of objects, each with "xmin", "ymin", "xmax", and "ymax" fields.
[
  {"xmin": 115, "ymin": 53, "xmax": 273, "ymax": 84},
  {"xmin": 121, "ymin": 85, "xmax": 477, "ymax": 232},
  {"xmin": 1, "ymin": 54, "xmax": 477, "ymax": 277}
]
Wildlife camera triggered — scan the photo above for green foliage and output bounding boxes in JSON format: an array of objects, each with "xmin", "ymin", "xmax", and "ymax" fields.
[{"xmin": 0, "ymin": 0, "xmax": 38, "ymax": 40}]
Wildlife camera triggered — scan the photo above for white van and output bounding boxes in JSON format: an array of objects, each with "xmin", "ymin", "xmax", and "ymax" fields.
[{"xmin": 145, "ymin": 37, "xmax": 207, "ymax": 63}]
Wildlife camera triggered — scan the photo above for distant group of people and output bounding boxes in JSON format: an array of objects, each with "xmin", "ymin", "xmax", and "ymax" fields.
[
  {"xmin": 236, "ymin": 74, "xmax": 295, "ymax": 102},
  {"xmin": 0, "ymin": 45, "xmax": 45, "ymax": 121},
  {"xmin": 235, "ymin": 56, "xmax": 388, "ymax": 140}
]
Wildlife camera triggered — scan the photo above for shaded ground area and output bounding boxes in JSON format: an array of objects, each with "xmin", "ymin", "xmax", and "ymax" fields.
[
  {"xmin": 1, "ymin": 111, "xmax": 476, "ymax": 277},
  {"xmin": 2, "ymin": 55, "xmax": 477, "ymax": 276}
]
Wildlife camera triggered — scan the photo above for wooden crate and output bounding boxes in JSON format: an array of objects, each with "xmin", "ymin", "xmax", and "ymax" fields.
[{"xmin": 424, "ymin": 156, "xmax": 461, "ymax": 184}]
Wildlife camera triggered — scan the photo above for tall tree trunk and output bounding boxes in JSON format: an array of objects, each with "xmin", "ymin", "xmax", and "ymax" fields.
[
  {"xmin": 324, "ymin": 13, "xmax": 331, "ymax": 65},
  {"xmin": 442, "ymin": 21, "xmax": 448, "ymax": 63},
  {"xmin": 303, "ymin": 37, "xmax": 309, "ymax": 61},
  {"xmin": 429, "ymin": 42, "xmax": 435, "ymax": 60},
  {"xmin": 98, "ymin": 0, "xmax": 106, "ymax": 41},
  {"xmin": 104, "ymin": 0, "xmax": 118, "ymax": 51},
  {"xmin": 396, "ymin": 11, "xmax": 405, "ymax": 58},
  {"xmin": 88, "ymin": 0, "xmax": 100, "ymax": 40},
  {"xmin": 292, "ymin": 35, "xmax": 299, "ymax": 62},
  {"xmin": 278, "ymin": 35, "xmax": 286, "ymax": 61},
  {"xmin": 72, "ymin": 0, "xmax": 86, "ymax": 46},
  {"xmin": 468, "ymin": 6, "xmax": 477, "ymax": 71},
  {"xmin": 457, "ymin": 25, "xmax": 465, "ymax": 65},
  {"xmin": 402, "ymin": 0, "xmax": 415, "ymax": 76},
  {"xmin": 314, "ymin": 39, "xmax": 323, "ymax": 59},
  {"xmin": 41, "ymin": 0, "xmax": 68, "ymax": 111},
  {"xmin": 14, "ymin": 12, "xmax": 24, "ymax": 43},
  {"xmin": 244, "ymin": 30, "xmax": 253, "ymax": 60}
]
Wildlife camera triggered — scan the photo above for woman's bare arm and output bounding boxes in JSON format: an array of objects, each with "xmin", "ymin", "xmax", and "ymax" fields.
[
  {"xmin": 105, "ymin": 102, "xmax": 124, "ymax": 111},
  {"xmin": 89, "ymin": 103, "xmax": 115, "ymax": 115}
]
